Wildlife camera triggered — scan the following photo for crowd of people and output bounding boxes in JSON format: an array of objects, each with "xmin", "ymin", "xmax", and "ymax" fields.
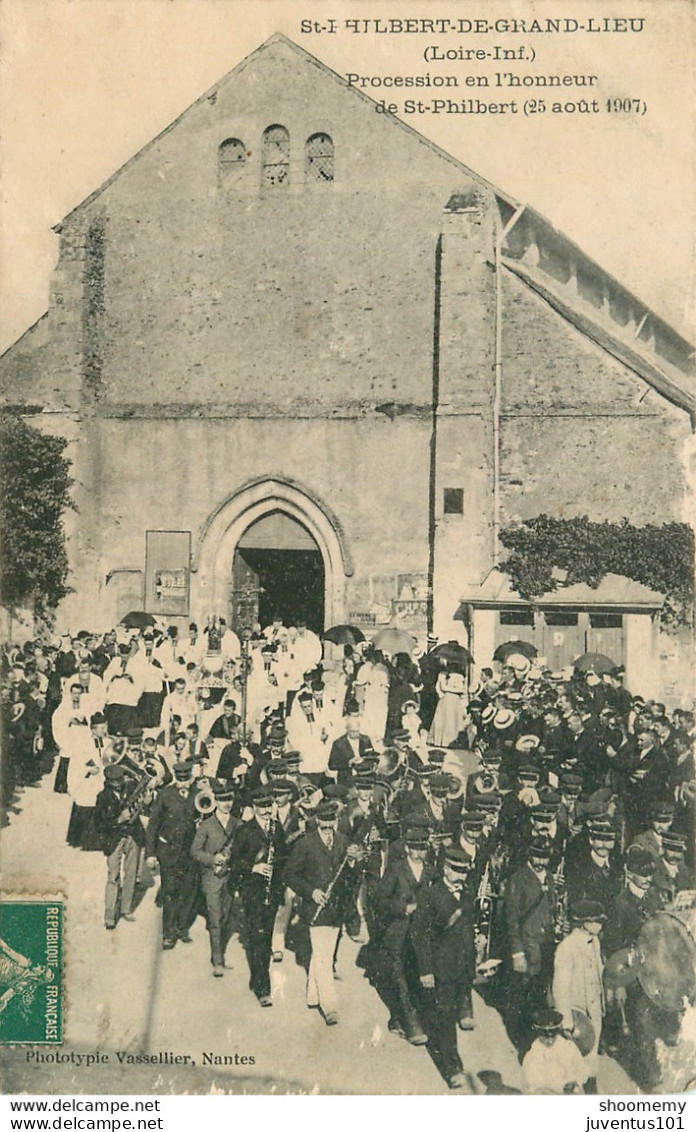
[{"xmin": 2, "ymin": 613, "xmax": 695, "ymax": 1094}]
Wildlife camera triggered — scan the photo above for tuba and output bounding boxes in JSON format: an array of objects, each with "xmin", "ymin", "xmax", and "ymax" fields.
[
  {"xmin": 119, "ymin": 769, "xmax": 156, "ymax": 821},
  {"xmin": 143, "ymin": 756, "xmax": 166, "ymax": 787},
  {"xmin": 194, "ymin": 788, "xmax": 216, "ymax": 816},
  {"xmin": 377, "ymin": 745, "xmax": 403, "ymax": 781}
]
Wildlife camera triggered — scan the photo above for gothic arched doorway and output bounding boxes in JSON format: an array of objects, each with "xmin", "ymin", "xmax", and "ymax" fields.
[
  {"xmin": 230, "ymin": 510, "xmax": 325, "ymax": 633},
  {"xmin": 192, "ymin": 476, "xmax": 352, "ymax": 630}
]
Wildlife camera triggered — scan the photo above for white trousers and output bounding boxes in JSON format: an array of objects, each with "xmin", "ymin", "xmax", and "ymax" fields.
[{"xmin": 307, "ymin": 925, "xmax": 341, "ymax": 1013}]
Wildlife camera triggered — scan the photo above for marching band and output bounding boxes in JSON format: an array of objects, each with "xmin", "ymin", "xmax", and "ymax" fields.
[{"xmin": 3, "ymin": 614, "xmax": 695, "ymax": 1094}]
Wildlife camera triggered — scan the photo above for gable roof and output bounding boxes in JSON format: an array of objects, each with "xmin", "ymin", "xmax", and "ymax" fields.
[
  {"xmin": 4, "ymin": 33, "xmax": 692, "ymax": 415},
  {"xmin": 53, "ymin": 32, "xmax": 517, "ymax": 232}
]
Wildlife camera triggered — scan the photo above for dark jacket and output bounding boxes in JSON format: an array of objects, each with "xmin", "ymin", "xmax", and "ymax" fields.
[
  {"xmin": 228, "ymin": 816, "xmax": 287, "ymax": 905},
  {"xmin": 284, "ymin": 828, "xmax": 356, "ymax": 926},
  {"xmin": 94, "ymin": 783, "xmax": 145, "ymax": 856},
  {"xmin": 207, "ymin": 714, "xmax": 241, "ymax": 741},
  {"xmin": 566, "ymin": 848, "xmax": 624, "ymax": 910},
  {"xmin": 603, "ymin": 886, "xmax": 655, "ymax": 957},
  {"xmin": 400, "ymin": 795, "xmax": 460, "ymax": 838},
  {"xmin": 328, "ymin": 734, "xmax": 374, "ymax": 785},
  {"xmin": 372, "ymin": 855, "xmax": 433, "ymax": 952},
  {"xmin": 505, "ymin": 863, "xmax": 556, "ymax": 974},
  {"xmin": 144, "ymin": 783, "xmax": 198, "ymax": 864},
  {"xmin": 409, "ymin": 879, "xmax": 476, "ymax": 984}
]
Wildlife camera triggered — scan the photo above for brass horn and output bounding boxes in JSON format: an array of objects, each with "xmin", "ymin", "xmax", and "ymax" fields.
[
  {"xmin": 194, "ymin": 788, "xmax": 216, "ymax": 815},
  {"xmin": 143, "ymin": 756, "xmax": 166, "ymax": 786},
  {"xmin": 376, "ymin": 746, "xmax": 403, "ymax": 780}
]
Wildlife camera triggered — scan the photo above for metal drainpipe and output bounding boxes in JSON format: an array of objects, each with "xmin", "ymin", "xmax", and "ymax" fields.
[{"xmin": 493, "ymin": 204, "xmax": 525, "ymax": 567}]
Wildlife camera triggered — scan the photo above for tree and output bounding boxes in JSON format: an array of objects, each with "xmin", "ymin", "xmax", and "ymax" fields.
[
  {"xmin": 499, "ymin": 515, "xmax": 694, "ymax": 629},
  {"xmin": 0, "ymin": 416, "xmax": 75, "ymax": 624}
]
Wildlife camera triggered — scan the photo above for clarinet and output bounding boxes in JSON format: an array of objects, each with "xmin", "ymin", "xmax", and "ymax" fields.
[
  {"xmin": 310, "ymin": 852, "xmax": 351, "ymax": 925},
  {"xmin": 475, "ymin": 860, "xmax": 494, "ymax": 969},
  {"xmin": 310, "ymin": 818, "xmax": 375, "ymax": 926},
  {"xmin": 553, "ymin": 853, "xmax": 570, "ymax": 943},
  {"xmin": 263, "ymin": 808, "xmax": 278, "ymax": 906}
]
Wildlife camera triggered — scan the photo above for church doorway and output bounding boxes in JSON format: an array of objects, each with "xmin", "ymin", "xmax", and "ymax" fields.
[{"xmin": 230, "ymin": 509, "xmax": 325, "ymax": 633}]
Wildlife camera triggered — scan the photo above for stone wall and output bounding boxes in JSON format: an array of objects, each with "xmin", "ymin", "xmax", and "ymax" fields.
[
  {"xmin": 57, "ymin": 414, "xmax": 431, "ymax": 632},
  {"xmin": 499, "ymin": 270, "xmax": 691, "ymax": 526}
]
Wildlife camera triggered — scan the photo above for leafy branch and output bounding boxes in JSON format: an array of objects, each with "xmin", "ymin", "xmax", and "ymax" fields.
[
  {"xmin": 499, "ymin": 515, "xmax": 694, "ymax": 629},
  {"xmin": 0, "ymin": 416, "xmax": 76, "ymax": 621}
]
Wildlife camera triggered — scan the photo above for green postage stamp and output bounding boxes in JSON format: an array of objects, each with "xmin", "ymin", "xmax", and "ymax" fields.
[{"xmin": 0, "ymin": 900, "xmax": 63, "ymax": 1044}]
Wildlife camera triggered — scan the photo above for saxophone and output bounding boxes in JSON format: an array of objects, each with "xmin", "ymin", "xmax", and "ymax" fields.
[{"xmin": 212, "ymin": 822, "xmax": 239, "ymax": 878}]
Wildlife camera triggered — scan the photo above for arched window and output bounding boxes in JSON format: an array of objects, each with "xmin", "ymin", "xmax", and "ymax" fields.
[
  {"xmin": 305, "ymin": 133, "xmax": 334, "ymax": 182},
  {"xmin": 262, "ymin": 125, "xmax": 290, "ymax": 187},
  {"xmin": 218, "ymin": 138, "xmax": 246, "ymax": 187}
]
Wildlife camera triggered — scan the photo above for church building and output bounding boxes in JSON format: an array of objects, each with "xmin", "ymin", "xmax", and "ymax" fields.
[{"xmin": 1, "ymin": 35, "xmax": 693, "ymax": 701}]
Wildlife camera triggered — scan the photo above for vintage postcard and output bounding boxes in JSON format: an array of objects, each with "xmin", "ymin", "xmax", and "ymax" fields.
[{"xmin": 0, "ymin": 0, "xmax": 694, "ymax": 1098}]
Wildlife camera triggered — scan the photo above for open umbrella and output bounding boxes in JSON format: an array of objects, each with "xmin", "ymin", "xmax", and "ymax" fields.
[
  {"xmin": 323, "ymin": 624, "xmax": 366, "ymax": 648},
  {"xmin": 371, "ymin": 627, "xmax": 417, "ymax": 655},
  {"xmin": 493, "ymin": 640, "xmax": 538, "ymax": 663},
  {"xmin": 422, "ymin": 640, "xmax": 473, "ymax": 668},
  {"xmin": 573, "ymin": 652, "xmax": 616, "ymax": 676},
  {"xmin": 120, "ymin": 610, "xmax": 156, "ymax": 630}
]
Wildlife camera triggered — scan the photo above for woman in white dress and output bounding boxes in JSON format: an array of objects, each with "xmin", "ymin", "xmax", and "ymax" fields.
[
  {"xmin": 354, "ymin": 647, "xmax": 390, "ymax": 747},
  {"xmin": 427, "ymin": 666, "xmax": 467, "ymax": 747}
]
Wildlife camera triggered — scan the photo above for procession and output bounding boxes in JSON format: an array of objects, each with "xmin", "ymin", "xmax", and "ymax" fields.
[{"xmin": 2, "ymin": 611, "xmax": 695, "ymax": 1095}]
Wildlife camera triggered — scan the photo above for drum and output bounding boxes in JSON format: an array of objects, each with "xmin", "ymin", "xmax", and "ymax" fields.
[{"xmin": 636, "ymin": 900, "xmax": 696, "ymax": 1014}]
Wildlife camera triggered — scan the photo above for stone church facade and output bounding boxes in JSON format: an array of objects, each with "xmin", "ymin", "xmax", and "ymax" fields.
[{"xmin": 1, "ymin": 35, "xmax": 693, "ymax": 701}]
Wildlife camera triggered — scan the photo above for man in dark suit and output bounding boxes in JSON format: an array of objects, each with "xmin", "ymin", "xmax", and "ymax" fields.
[
  {"xmin": 392, "ymin": 728, "xmax": 425, "ymax": 771},
  {"xmin": 505, "ymin": 840, "xmax": 557, "ymax": 1055},
  {"xmin": 611, "ymin": 727, "xmax": 669, "ymax": 842},
  {"xmin": 371, "ymin": 825, "xmax": 431, "ymax": 1044},
  {"xmin": 190, "ymin": 779, "xmax": 241, "ymax": 976},
  {"xmin": 244, "ymin": 723, "xmax": 287, "ymax": 794},
  {"xmin": 284, "ymin": 798, "xmax": 363, "ymax": 1024},
  {"xmin": 400, "ymin": 771, "xmax": 460, "ymax": 842},
  {"xmin": 266, "ymin": 775, "xmax": 304, "ymax": 960},
  {"xmin": 207, "ymin": 698, "xmax": 241, "ymax": 741},
  {"xmin": 228, "ymin": 786, "xmax": 287, "ymax": 1006},
  {"xmin": 603, "ymin": 846, "xmax": 672, "ymax": 1089},
  {"xmin": 410, "ymin": 846, "xmax": 476, "ymax": 1089},
  {"xmin": 94, "ymin": 763, "xmax": 146, "ymax": 930},
  {"xmin": 328, "ymin": 713, "xmax": 374, "ymax": 787},
  {"xmin": 539, "ymin": 705, "xmax": 572, "ymax": 767},
  {"xmin": 184, "ymin": 722, "xmax": 209, "ymax": 767},
  {"xmin": 145, "ymin": 758, "xmax": 199, "ymax": 948},
  {"xmin": 566, "ymin": 820, "xmax": 623, "ymax": 910},
  {"xmin": 603, "ymin": 668, "xmax": 633, "ymax": 723},
  {"xmin": 566, "ymin": 711, "xmax": 606, "ymax": 794}
]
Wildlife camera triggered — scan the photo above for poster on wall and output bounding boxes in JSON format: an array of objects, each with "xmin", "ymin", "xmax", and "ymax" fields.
[{"xmin": 145, "ymin": 530, "xmax": 191, "ymax": 616}]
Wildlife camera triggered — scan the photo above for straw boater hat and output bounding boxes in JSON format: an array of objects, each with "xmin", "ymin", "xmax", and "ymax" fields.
[
  {"xmin": 493, "ymin": 708, "xmax": 516, "ymax": 730},
  {"xmin": 515, "ymin": 733, "xmax": 541, "ymax": 752}
]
